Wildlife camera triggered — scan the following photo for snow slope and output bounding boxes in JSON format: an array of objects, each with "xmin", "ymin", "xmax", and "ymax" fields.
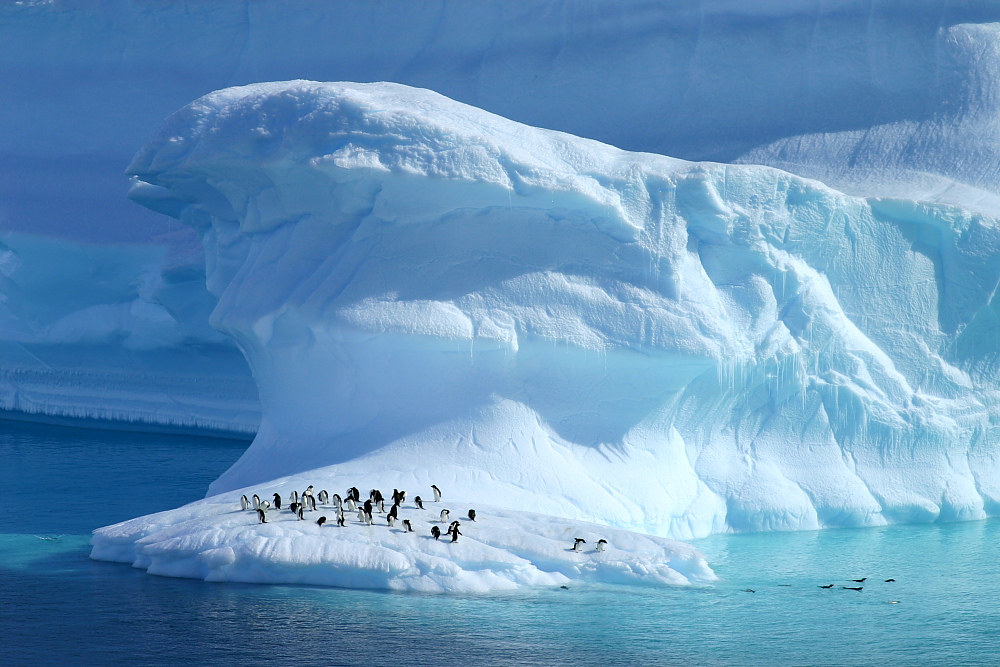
[{"xmin": 114, "ymin": 81, "xmax": 1000, "ymax": 547}]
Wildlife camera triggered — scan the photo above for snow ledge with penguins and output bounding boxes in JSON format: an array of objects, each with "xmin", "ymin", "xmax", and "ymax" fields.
[{"xmin": 90, "ymin": 478, "xmax": 716, "ymax": 593}]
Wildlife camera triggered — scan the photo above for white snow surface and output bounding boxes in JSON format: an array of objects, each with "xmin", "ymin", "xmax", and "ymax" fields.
[
  {"xmin": 91, "ymin": 481, "xmax": 714, "ymax": 592},
  {"xmin": 114, "ymin": 81, "xmax": 1000, "ymax": 552}
]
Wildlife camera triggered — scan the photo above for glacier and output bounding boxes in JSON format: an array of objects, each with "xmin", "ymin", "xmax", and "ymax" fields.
[
  {"xmin": 88, "ymin": 80, "xmax": 1000, "ymax": 590},
  {"xmin": 7, "ymin": 0, "xmax": 1000, "ymax": 433}
]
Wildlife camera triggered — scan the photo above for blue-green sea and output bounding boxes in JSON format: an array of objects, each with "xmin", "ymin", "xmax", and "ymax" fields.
[{"xmin": 2, "ymin": 420, "xmax": 998, "ymax": 666}]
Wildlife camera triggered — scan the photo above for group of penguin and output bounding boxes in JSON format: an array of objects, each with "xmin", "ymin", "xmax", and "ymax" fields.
[
  {"xmin": 240, "ymin": 484, "xmax": 472, "ymax": 542},
  {"xmin": 240, "ymin": 483, "xmax": 611, "ymax": 553}
]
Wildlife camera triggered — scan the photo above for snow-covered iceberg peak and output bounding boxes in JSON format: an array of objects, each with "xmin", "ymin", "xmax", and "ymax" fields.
[{"xmin": 129, "ymin": 81, "xmax": 1000, "ymax": 540}]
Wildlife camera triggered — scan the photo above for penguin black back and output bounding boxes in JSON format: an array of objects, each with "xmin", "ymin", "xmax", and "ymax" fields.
[
  {"xmin": 415, "ymin": 496, "xmax": 424, "ymax": 509},
  {"xmin": 256, "ymin": 508, "xmax": 267, "ymax": 523},
  {"xmin": 272, "ymin": 493, "xmax": 282, "ymax": 510},
  {"xmin": 468, "ymin": 509, "xmax": 476, "ymax": 521},
  {"xmin": 431, "ymin": 526, "xmax": 441, "ymax": 540},
  {"xmin": 317, "ymin": 516, "xmax": 327, "ymax": 527}
]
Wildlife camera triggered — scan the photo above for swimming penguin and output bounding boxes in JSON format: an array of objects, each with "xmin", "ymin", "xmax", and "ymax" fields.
[
  {"xmin": 272, "ymin": 493, "xmax": 282, "ymax": 510},
  {"xmin": 467, "ymin": 509, "xmax": 476, "ymax": 522},
  {"xmin": 450, "ymin": 525, "xmax": 462, "ymax": 543},
  {"xmin": 849, "ymin": 578, "xmax": 867, "ymax": 583},
  {"xmin": 448, "ymin": 520, "xmax": 460, "ymax": 534},
  {"xmin": 256, "ymin": 508, "xmax": 267, "ymax": 523},
  {"xmin": 240, "ymin": 495, "xmax": 250, "ymax": 511},
  {"xmin": 440, "ymin": 509, "xmax": 450, "ymax": 524},
  {"xmin": 336, "ymin": 509, "xmax": 345, "ymax": 527},
  {"xmin": 387, "ymin": 514, "xmax": 396, "ymax": 527},
  {"xmin": 431, "ymin": 485, "xmax": 442, "ymax": 502},
  {"xmin": 318, "ymin": 490, "xmax": 329, "ymax": 504},
  {"xmin": 402, "ymin": 519, "xmax": 413, "ymax": 532},
  {"xmin": 819, "ymin": 584, "xmax": 835, "ymax": 589},
  {"xmin": 885, "ymin": 579, "xmax": 896, "ymax": 583},
  {"xmin": 297, "ymin": 504, "xmax": 305, "ymax": 521},
  {"xmin": 317, "ymin": 516, "xmax": 327, "ymax": 527},
  {"xmin": 842, "ymin": 586, "xmax": 863, "ymax": 591},
  {"xmin": 431, "ymin": 526, "xmax": 441, "ymax": 540},
  {"xmin": 252, "ymin": 494, "xmax": 261, "ymax": 509},
  {"xmin": 414, "ymin": 496, "xmax": 424, "ymax": 510},
  {"xmin": 572, "ymin": 538, "xmax": 586, "ymax": 552},
  {"xmin": 596, "ymin": 539, "xmax": 607, "ymax": 552},
  {"xmin": 332, "ymin": 494, "xmax": 342, "ymax": 509}
]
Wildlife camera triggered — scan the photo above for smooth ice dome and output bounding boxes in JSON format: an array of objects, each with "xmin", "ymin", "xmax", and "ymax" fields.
[{"xmin": 111, "ymin": 81, "xmax": 1000, "ymax": 552}]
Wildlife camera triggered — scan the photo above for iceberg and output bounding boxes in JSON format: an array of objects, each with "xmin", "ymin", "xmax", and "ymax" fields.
[{"xmin": 87, "ymin": 81, "xmax": 1000, "ymax": 588}]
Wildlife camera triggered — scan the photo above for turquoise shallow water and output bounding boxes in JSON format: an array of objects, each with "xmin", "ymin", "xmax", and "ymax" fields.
[{"xmin": 2, "ymin": 420, "xmax": 999, "ymax": 666}]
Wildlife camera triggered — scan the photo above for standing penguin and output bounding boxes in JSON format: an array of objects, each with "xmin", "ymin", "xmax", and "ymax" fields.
[
  {"xmin": 572, "ymin": 538, "xmax": 586, "ymax": 552},
  {"xmin": 252, "ymin": 494, "xmax": 261, "ymax": 509},
  {"xmin": 318, "ymin": 490, "xmax": 329, "ymax": 504},
  {"xmin": 256, "ymin": 508, "xmax": 267, "ymax": 523},
  {"xmin": 387, "ymin": 514, "xmax": 396, "ymax": 527},
  {"xmin": 290, "ymin": 501, "xmax": 300, "ymax": 515},
  {"xmin": 377, "ymin": 499, "xmax": 385, "ymax": 513},
  {"xmin": 596, "ymin": 539, "xmax": 607, "ymax": 552},
  {"xmin": 272, "ymin": 493, "xmax": 282, "ymax": 510},
  {"xmin": 240, "ymin": 495, "xmax": 250, "ymax": 511},
  {"xmin": 414, "ymin": 496, "xmax": 424, "ymax": 510},
  {"xmin": 440, "ymin": 509, "xmax": 450, "ymax": 524},
  {"xmin": 336, "ymin": 509, "xmax": 345, "ymax": 526},
  {"xmin": 346, "ymin": 498, "xmax": 357, "ymax": 512},
  {"xmin": 363, "ymin": 499, "xmax": 373, "ymax": 518},
  {"xmin": 431, "ymin": 485, "xmax": 442, "ymax": 502},
  {"xmin": 468, "ymin": 509, "xmax": 476, "ymax": 522},
  {"xmin": 317, "ymin": 516, "xmax": 327, "ymax": 527},
  {"xmin": 261, "ymin": 500, "xmax": 270, "ymax": 511},
  {"xmin": 350, "ymin": 487, "xmax": 361, "ymax": 502},
  {"xmin": 291, "ymin": 490, "xmax": 299, "ymax": 504},
  {"xmin": 431, "ymin": 526, "xmax": 441, "ymax": 540},
  {"xmin": 357, "ymin": 508, "xmax": 367, "ymax": 523},
  {"xmin": 402, "ymin": 519, "xmax": 413, "ymax": 532},
  {"xmin": 450, "ymin": 525, "xmax": 462, "ymax": 543},
  {"xmin": 448, "ymin": 521, "xmax": 461, "ymax": 536},
  {"xmin": 332, "ymin": 494, "xmax": 342, "ymax": 509},
  {"xmin": 297, "ymin": 504, "xmax": 305, "ymax": 521}
]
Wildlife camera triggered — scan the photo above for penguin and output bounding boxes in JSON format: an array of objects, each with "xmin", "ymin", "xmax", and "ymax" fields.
[
  {"xmin": 332, "ymin": 494, "xmax": 342, "ymax": 509},
  {"xmin": 272, "ymin": 493, "xmax": 282, "ymax": 510},
  {"xmin": 350, "ymin": 487, "xmax": 361, "ymax": 502},
  {"xmin": 377, "ymin": 499, "xmax": 385, "ymax": 513},
  {"xmin": 256, "ymin": 508, "xmax": 267, "ymax": 523},
  {"xmin": 467, "ymin": 509, "xmax": 476, "ymax": 522},
  {"xmin": 374, "ymin": 489, "xmax": 384, "ymax": 505},
  {"xmin": 572, "ymin": 538, "xmax": 586, "ymax": 552},
  {"xmin": 336, "ymin": 509, "xmax": 345, "ymax": 527},
  {"xmin": 364, "ymin": 499, "xmax": 373, "ymax": 517},
  {"xmin": 402, "ymin": 519, "xmax": 413, "ymax": 532},
  {"xmin": 318, "ymin": 490, "xmax": 329, "ymax": 504},
  {"xmin": 240, "ymin": 495, "xmax": 250, "ymax": 511},
  {"xmin": 388, "ymin": 504, "xmax": 399, "ymax": 520},
  {"xmin": 297, "ymin": 504, "xmax": 305, "ymax": 521},
  {"xmin": 431, "ymin": 485, "xmax": 442, "ymax": 502},
  {"xmin": 261, "ymin": 500, "xmax": 270, "ymax": 510},
  {"xmin": 305, "ymin": 491, "xmax": 316, "ymax": 511},
  {"xmin": 596, "ymin": 539, "xmax": 607, "ymax": 552},
  {"xmin": 842, "ymin": 586, "xmax": 863, "ymax": 591},
  {"xmin": 290, "ymin": 490, "xmax": 299, "ymax": 504},
  {"xmin": 252, "ymin": 494, "xmax": 261, "ymax": 509},
  {"xmin": 387, "ymin": 514, "xmax": 396, "ymax": 527},
  {"xmin": 392, "ymin": 489, "xmax": 401, "ymax": 505},
  {"xmin": 440, "ymin": 509, "xmax": 450, "ymax": 524},
  {"xmin": 357, "ymin": 509, "xmax": 367, "ymax": 523},
  {"xmin": 448, "ymin": 520, "xmax": 460, "ymax": 534},
  {"xmin": 346, "ymin": 498, "xmax": 357, "ymax": 512},
  {"xmin": 742, "ymin": 589, "xmax": 755, "ymax": 593},
  {"xmin": 450, "ymin": 525, "xmax": 462, "ymax": 543},
  {"xmin": 289, "ymin": 501, "xmax": 300, "ymax": 515},
  {"xmin": 414, "ymin": 496, "xmax": 424, "ymax": 510},
  {"xmin": 849, "ymin": 578, "xmax": 867, "ymax": 583},
  {"xmin": 819, "ymin": 584, "xmax": 835, "ymax": 589},
  {"xmin": 365, "ymin": 511, "xmax": 373, "ymax": 525},
  {"xmin": 399, "ymin": 490, "xmax": 407, "ymax": 503},
  {"xmin": 317, "ymin": 516, "xmax": 327, "ymax": 527},
  {"xmin": 431, "ymin": 525, "xmax": 441, "ymax": 540},
  {"xmin": 885, "ymin": 579, "xmax": 896, "ymax": 583}
]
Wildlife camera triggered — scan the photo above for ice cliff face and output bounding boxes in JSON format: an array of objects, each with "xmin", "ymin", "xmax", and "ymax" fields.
[{"xmin": 126, "ymin": 81, "xmax": 1000, "ymax": 539}]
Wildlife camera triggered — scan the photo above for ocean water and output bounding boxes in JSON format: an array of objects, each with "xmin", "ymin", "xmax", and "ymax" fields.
[{"xmin": 2, "ymin": 421, "xmax": 999, "ymax": 667}]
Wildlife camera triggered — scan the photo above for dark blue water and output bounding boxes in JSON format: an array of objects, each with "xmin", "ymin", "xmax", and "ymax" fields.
[{"xmin": 3, "ymin": 420, "xmax": 999, "ymax": 666}]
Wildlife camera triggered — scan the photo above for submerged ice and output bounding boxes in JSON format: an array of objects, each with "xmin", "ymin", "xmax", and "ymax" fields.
[{"xmin": 104, "ymin": 81, "xmax": 1000, "ymax": 552}]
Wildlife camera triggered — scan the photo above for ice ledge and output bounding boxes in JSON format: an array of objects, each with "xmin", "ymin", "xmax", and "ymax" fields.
[{"xmin": 90, "ymin": 492, "xmax": 714, "ymax": 594}]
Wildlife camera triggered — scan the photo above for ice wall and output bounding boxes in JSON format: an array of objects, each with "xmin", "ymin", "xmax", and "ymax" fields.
[
  {"xmin": 6, "ymin": 0, "xmax": 1000, "ymax": 433},
  {"xmin": 126, "ymin": 81, "xmax": 1000, "ymax": 539}
]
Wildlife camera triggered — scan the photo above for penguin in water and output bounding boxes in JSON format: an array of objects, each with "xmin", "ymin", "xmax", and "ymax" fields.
[
  {"xmin": 849, "ymin": 578, "xmax": 867, "ymax": 583},
  {"xmin": 402, "ymin": 519, "xmax": 413, "ymax": 532},
  {"xmin": 256, "ymin": 508, "xmax": 267, "ymax": 523},
  {"xmin": 387, "ymin": 514, "xmax": 396, "ymax": 527},
  {"xmin": 431, "ymin": 485, "xmax": 442, "ymax": 502},
  {"xmin": 572, "ymin": 538, "xmax": 586, "ymax": 552},
  {"xmin": 414, "ymin": 496, "xmax": 424, "ymax": 510},
  {"xmin": 336, "ymin": 509, "xmax": 345, "ymax": 527},
  {"xmin": 272, "ymin": 493, "xmax": 282, "ymax": 510},
  {"xmin": 431, "ymin": 526, "xmax": 441, "ymax": 540},
  {"xmin": 332, "ymin": 494, "xmax": 342, "ymax": 509},
  {"xmin": 467, "ymin": 509, "xmax": 476, "ymax": 522},
  {"xmin": 317, "ymin": 516, "xmax": 327, "ymax": 527},
  {"xmin": 252, "ymin": 494, "xmax": 261, "ymax": 509},
  {"xmin": 596, "ymin": 539, "xmax": 607, "ymax": 552},
  {"xmin": 240, "ymin": 495, "xmax": 250, "ymax": 511},
  {"xmin": 440, "ymin": 509, "xmax": 450, "ymax": 524}
]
